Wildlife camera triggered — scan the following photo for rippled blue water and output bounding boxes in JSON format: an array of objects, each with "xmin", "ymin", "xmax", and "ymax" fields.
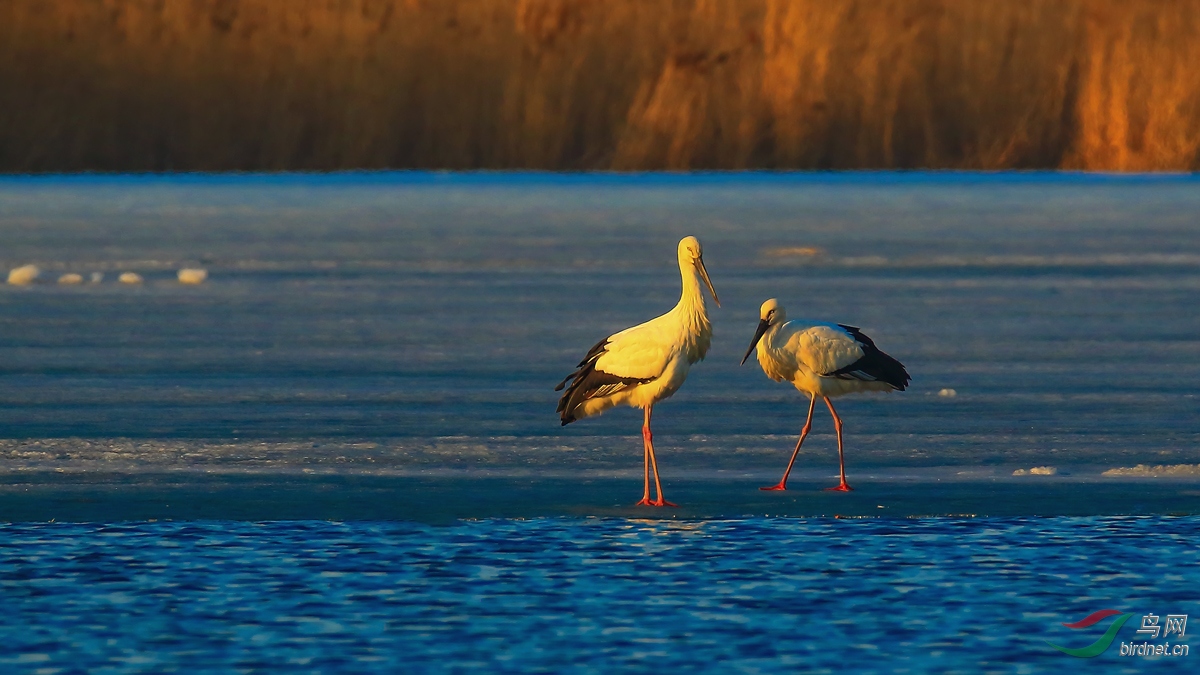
[{"xmin": 1, "ymin": 517, "xmax": 1195, "ymax": 673}]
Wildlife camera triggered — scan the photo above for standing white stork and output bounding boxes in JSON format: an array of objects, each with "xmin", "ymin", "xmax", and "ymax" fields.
[
  {"xmin": 741, "ymin": 298, "xmax": 909, "ymax": 492},
  {"xmin": 556, "ymin": 236, "xmax": 720, "ymax": 507}
]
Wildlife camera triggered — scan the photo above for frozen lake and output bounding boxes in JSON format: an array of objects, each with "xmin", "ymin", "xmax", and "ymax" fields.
[{"xmin": 1, "ymin": 172, "xmax": 1197, "ymax": 517}]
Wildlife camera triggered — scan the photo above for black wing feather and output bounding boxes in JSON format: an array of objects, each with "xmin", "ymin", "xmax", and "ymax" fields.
[
  {"xmin": 554, "ymin": 337, "xmax": 610, "ymax": 391},
  {"xmin": 555, "ymin": 337, "xmax": 652, "ymax": 425},
  {"xmin": 828, "ymin": 325, "xmax": 911, "ymax": 391}
]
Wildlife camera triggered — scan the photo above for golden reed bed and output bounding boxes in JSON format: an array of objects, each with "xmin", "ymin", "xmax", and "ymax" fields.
[{"xmin": 1, "ymin": 0, "xmax": 1197, "ymax": 171}]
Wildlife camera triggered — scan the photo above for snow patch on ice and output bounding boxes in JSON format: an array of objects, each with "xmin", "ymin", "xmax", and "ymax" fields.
[
  {"xmin": 1102, "ymin": 464, "xmax": 1200, "ymax": 477},
  {"xmin": 7, "ymin": 264, "xmax": 40, "ymax": 285},
  {"xmin": 177, "ymin": 268, "xmax": 208, "ymax": 284},
  {"xmin": 1013, "ymin": 466, "xmax": 1057, "ymax": 476}
]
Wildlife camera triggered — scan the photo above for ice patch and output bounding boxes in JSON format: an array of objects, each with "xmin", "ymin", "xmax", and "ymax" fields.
[
  {"xmin": 763, "ymin": 253, "xmax": 1200, "ymax": 270},
  {"xmin": 1102, "ymin": 464, "xmax": 1200, "ymax": 477},
  {"xmin": 1013, "ymin": 466, "xmax": 1057, "ymax": 476},
  {"xmin": 763, "ymin": 246, "xmax": 825, "ymax": 258},
  {"xmin": 177, "ymin": 268, "xmax": 208, "ymax": 284},
  {"xmin": 7, "ymin": 264, "xmax": 40, "ymax": 285}
]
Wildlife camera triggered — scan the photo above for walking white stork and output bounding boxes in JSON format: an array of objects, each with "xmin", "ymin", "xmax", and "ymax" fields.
[
  {"xmin": 556, "ymin": 236, "xmax": 720, "ymax": 507},
  {"xmin": 741, "ymin": 298, "xmax": 909, "ymax": 492}
]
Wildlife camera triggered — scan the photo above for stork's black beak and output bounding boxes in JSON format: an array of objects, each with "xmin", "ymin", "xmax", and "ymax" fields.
[
  {"xmin": 697, "ymin": 255, "xmax": 720, "ymax": 307},
  {"xmin": 740, "ymin": 319, "xmax": 770, "ymax": 365}
]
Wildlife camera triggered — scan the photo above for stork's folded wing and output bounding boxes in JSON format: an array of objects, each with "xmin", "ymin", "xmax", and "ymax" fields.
[
  {"xmin": 592, "ymin": 321, "xmax": 675, "ymax": 382},
  {"xmin": 793, "ymin": 325, "xmax": 866, "ymax": 377}
]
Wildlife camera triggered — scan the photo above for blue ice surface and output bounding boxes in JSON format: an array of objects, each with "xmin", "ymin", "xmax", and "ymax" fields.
[
  {"xmin": 0, "ymin": 172, "xmax": 1198, "ymax": 671},
  {"xmin": 1, "ymin": 170, "xmax": 1197, "ymax": 490}
]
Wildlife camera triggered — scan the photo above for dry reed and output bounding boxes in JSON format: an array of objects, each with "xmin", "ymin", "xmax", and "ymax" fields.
[{"xmin": 0, "ymin": 0, "xmax": 1197, "ymax": 171}]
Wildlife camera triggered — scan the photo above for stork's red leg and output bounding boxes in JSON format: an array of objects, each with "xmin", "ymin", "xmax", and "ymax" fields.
[
  {"xmin": 635, "ymin": 408, "xmax": 654, "ymax": 506},
  {"xmin": 636, "ymin": 405, "xmax": 676, "ymax": 507},
  {"xmin": 822, "ymin": 397, "xmax": 852, "ymax": 492},
  {"xmin": 762, "ymin": 394, "xmax": 816, "ymax": 491}
]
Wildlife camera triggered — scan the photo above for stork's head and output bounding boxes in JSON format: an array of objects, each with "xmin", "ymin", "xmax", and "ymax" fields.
[
  {"xmin": 677, "ymin": 236, "xmax": 702, "ymax": 262},
  {"xmin": 678, "ymin": 236, "xmax": 720, "ymax": 307},
  {"xmin": 758, "ymin": 298, "xmax": 785, "ymax": 325},
  {"xmin": 741, "ymin": 298, "xmax": 785, "ymax": 365}
]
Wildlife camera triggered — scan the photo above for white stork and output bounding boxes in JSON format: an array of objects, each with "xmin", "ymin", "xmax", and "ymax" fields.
[
  {"xmin": 556, "ymin": 236, "xmax": 720, "ymax": 507},
  {"xmin": 741, "ymin": 298, "xmax": 910, "ymax": 492}
]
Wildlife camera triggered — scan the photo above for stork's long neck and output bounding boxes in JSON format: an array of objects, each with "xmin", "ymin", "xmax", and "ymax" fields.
[
  {"xmin": 759, "ymin": 321, "xmax": 782, "ymax": 353},
  {"xmin": 756, "ymin": 321, "xmax": 786, "ymax": 379},
  {"xmin": 674, "ymin": 260, "xmax": 712, "ymax": 359}
]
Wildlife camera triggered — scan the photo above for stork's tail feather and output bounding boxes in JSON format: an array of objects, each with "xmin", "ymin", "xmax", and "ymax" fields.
[
  {"xmin": 557, "ymin": 365, "xmax": 653, "ymax": 424},
  {"xmin": 871, "ymin": 351, "xmax": 911, "ymax": 391},
  {"xmin": 556, "ymin": 338, "xmax": 607, "ymax": 423},
  {"xmin": 556, "ymin": 370, "xmax": 587, "ymax": 425},
  {"xmin": 554, "ymin": 371, "xmax": 578, "ymax": 392},
  {"xmin": 833, "ymin": 325, "xmax": 911, "ymax": 391}
]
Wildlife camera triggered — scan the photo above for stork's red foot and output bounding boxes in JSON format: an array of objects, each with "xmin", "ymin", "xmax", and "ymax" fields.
[
  {"xmin": 823, "ymin": 483, "xmax": 853, "ymax": 492},
  {"xmin": 635, "ymin": 498, "xmax": 677, "ymax": 507},
  {"xmin": 760, "ymin": 483, "xmax": 788, "ymax": 491}
]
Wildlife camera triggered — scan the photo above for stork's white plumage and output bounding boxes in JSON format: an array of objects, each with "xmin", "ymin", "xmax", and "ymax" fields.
[
  {"xmin": 741, "ymin": 298, "xmax": 910, "ymax": 492},
  {"xmin": 556, "ymin": 236, "xmax": 719, "ymax": 507}
]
